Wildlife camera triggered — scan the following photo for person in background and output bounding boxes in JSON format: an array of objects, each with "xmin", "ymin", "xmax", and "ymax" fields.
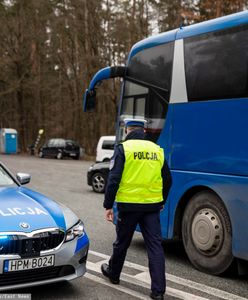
[{"xmin": 101, "ymin": 118, "xmax": 172, "ymax": 300}]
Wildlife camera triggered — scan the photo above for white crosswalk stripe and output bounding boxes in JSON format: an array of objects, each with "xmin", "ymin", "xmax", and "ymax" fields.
[
  {"xmin": 85, "ymin": 272, "xmax": 151, "ymax": 300},
  {"xmin": 87, "ymin": 250, "xmax": 210, "ymax": 300},
  {"xmin": 88, "ymin": 250, "xmax": 248, "ymax": 300}
]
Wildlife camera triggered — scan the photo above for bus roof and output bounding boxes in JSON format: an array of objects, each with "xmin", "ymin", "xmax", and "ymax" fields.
[{"xmin": 129, "ymin": 10, "xmax": 248, "ymax": 59}]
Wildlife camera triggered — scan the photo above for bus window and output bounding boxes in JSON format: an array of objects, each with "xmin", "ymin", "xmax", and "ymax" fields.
[
  {"xmin": 118, "ymin": 42, "xmax": 174, "ymax": 142},
  {"xmin": 118, "ymin": 80, "xmax": 168, "ymax": 142},
  {"xmin": 118, "ymin": 82, "xmax": 148, "ymax": 142},
  {"xmin": 128, "ymin": 42, "xmax": 174, "ymax": 91},
  {"xmin": 121, "ymin": 82, "xmax": 147, "ymax": 119},
  {"xmin": 185, "ymin": 24, "xmax": 248, "ymax": 101}
]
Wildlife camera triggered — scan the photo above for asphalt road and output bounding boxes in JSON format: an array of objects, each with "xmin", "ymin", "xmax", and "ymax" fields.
[{"xmin": 1, "ymin": 154, "xmax": 248, "ymax": 300}]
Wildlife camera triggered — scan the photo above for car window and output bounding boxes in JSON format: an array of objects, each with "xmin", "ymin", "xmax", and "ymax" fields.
[
  {"xmin": 0, "ymin": 165, "xmax": 15, "ymax": 186},
  {"xmin": 66, "ymin": 140, "xmax": 78, "ymax": 146},
  {"xmin": 56, "ymin": 139, "xmax": 66, "ymax": 147},
  {"xmin": 47, "ymin": 139, "xmax": 65, "ymax": 147},
  {"xmin": 47, "ymin": 139, "xmax": 55, "ymax": 147},
  {"xmin": 102, "ymin": 140, "xmax": 115, "ymax": 150}
]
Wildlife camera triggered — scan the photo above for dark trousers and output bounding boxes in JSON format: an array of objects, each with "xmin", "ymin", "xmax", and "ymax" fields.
[{"xmin": 109, "ymin": 210, "xmax": 165, "ymax": 295}]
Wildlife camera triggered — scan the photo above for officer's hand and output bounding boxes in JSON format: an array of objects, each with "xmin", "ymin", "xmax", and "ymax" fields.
[
  {"xmin": 160, "ymin": 205, "xmax": 164, "ymax": 211},
  {"xmin": 105, "ymin": 209, "xmax": 114, "ymax": 222}
]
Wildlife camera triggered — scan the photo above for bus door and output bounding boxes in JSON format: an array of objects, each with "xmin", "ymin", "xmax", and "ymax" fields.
[{"xmin": 117, "ymin": 79, "xmax": 171, "ymax": 238}]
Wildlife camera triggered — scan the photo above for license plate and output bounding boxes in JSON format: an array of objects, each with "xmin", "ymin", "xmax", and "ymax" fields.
[
  {"xmin": 4, "ymin": 255, "xmax": 55, "ymax": 272},
  {"xmin": 70, "ymin": 153, "xmax": 76, "ymax": 156}
]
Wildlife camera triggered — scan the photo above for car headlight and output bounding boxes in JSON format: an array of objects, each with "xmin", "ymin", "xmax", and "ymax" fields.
[{"xmin": 65, "ymin": 220, "xmax": 84, "ymax": 242}]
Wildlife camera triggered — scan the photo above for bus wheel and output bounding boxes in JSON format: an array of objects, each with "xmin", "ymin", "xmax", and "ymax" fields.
[{"xmin": 182, "ymin": 191, "xmax": 233, "ymax": 275}]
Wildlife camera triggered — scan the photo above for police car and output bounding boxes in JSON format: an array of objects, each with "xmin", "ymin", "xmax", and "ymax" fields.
[{"xmin": 0, "ymin": 162, "xmax": 89, "ymax": 290}]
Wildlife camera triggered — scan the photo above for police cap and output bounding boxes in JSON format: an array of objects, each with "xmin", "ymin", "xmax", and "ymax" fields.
[{"xmin": 124, "ymin": 118, "xmax": 147, "ymax": 128}]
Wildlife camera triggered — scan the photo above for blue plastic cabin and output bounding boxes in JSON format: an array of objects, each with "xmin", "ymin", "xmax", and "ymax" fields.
[{"xmin": 0, "ymin": 128, "xmax": 18, "ymax": 154}]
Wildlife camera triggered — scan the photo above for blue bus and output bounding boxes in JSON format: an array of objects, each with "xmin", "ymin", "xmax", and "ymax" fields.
[{"xmin": 84, "ymin": 11, "xmax": 248, "ymax": 275}]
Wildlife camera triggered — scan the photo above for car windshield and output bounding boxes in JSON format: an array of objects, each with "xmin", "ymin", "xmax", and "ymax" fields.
[{"xmin": 0, "ymin": 164, "xmax": 16, "ymax": 186}]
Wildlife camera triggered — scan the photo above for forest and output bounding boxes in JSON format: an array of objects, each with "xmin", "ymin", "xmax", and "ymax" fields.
[{"xmin": 0, "ymin": 0, "xmax": 247, "ymax": 156}]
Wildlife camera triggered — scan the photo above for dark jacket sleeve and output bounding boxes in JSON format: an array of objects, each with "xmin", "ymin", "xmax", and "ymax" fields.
[
  {"xmin": 161, "ymin": 158, "xmax": 172, "ymax": 203},
  {"xmin": 104, "ymin": 144, "xmax": 125, "ymax": 209}
]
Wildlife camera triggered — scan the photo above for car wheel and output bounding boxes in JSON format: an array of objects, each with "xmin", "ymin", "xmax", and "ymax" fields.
[
  {"xmin": 182, "ymin": 191, "xmax": 233, "ymax": 275},
  {"xmin": 92, "ymin": 173, "xmax": 106, "ymax": 193},
  {"xmin": 57, "ymin": 152, "xmax": 63, "ymax": 159},
  {"xmin": 103, "ymin": 158, "xmax": 110, "ymax": 162},
  {"xmin": 39, "ymin": 151, "xmax": 44, "ymax": 158},
  {"xmin": 73, "ymin": 155, "xmax": 80, "ymax": 160}
]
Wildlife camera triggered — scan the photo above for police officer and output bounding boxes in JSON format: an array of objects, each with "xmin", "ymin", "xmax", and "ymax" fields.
[{"xmin": 101, "ymin": 118, "xmax": 172, "ymax": 300}]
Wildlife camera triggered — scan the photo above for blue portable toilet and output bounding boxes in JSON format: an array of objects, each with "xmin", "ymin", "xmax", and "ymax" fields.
[{"xmin": 0, "ymin": 128, "xmax": 18, "ymax": 154}]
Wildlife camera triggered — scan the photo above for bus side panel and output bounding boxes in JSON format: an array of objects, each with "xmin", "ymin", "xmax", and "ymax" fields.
[
  {"xmin": 165, "ymin": 100, "xmax": 248, "ymax": 260},
  {"xmin": 171, "ymin": 99, "xmax": 248, "ymax": 176},
  {"xmin": 166, "ymin": 170, "xmax": 248, "ymax": 261}
]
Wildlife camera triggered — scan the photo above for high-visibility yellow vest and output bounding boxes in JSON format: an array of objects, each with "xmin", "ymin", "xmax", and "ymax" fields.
[{"xmin": 116, "ymin": 140, "xmax": 164, "ymax": 204}]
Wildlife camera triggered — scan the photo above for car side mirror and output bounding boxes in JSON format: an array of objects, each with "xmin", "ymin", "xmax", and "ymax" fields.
[
  {"xmin": 83, "ymin": 89, "xmax": 96, "ymax": 112},
  {"xmin": 16, "ymin": 173, "xmax": 31, "ymax": 185}
]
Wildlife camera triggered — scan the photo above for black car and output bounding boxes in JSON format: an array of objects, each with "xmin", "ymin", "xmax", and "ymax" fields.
[
  {"xmin": 87, "ymin": 162, "xmax": 110, "ymax": 193},
  {"xmin": 39, "ymin": 138, "xmax": 80, "ymax": 160}
]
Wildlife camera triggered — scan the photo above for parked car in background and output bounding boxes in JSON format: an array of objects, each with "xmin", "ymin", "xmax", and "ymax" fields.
[
  {"xmin": 39, "ymin": 138, "xmax": 80, "ymax": 160},
  {"xmin": 0, "ymin": 162, "xmax": 89, "ymax": 290},
  {"xmin": 96, "ymin": 136, "xmax": 115, "ymax": 162},
  {"xmin": 87, "ymin": 162, "xmax": 110, "ymax": 193}
]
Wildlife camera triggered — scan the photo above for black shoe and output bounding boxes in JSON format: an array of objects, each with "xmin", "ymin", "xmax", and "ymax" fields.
[
  {"xmin": 150, "ymin": 292, "xmax": 164, "ymax": 300},
  {"xmin": 101, "ymin": 263, "xmax": 120, "ymax": 284}
]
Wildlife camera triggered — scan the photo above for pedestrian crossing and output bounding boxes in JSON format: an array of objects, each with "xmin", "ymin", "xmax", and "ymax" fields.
[{"xmin": 85, "ymin": 250, "xmax": 247, "ymax": 300}]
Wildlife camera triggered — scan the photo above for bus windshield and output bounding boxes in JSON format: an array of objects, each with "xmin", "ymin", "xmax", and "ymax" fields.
[
  {"xmin": 117, "ymin": 41, "xmax": 174, "ymax": 142},
  {"xmin": 118, "ymin": 80, "xmax": 168, "ymax": 142}
]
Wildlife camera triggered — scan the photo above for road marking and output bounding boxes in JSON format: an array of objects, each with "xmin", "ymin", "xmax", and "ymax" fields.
[
  {"xmin": 166, "ymin": 273, "xmax": 248, "ymax": 300},
  {"xmin": 87, "ymin": 260, "xmax": 208, "ymax": 300},
  {"xmin": 85, "ymin": 273, "xmax": 150, "ymax": 300},
  {"xmin": 89, "ymin": 250, "xmax": 247, "ymax": 300}
]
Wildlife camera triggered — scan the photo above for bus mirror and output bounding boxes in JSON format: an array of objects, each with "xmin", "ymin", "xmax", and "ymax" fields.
[{"xmin": 83, "ymin": 89, "xmax": 96, "ymax": 112}]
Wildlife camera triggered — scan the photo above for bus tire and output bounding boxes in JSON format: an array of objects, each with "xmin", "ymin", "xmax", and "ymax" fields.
[{"xmin": 182, "ymin": 191, "xmax": 233, "ymax": 275}]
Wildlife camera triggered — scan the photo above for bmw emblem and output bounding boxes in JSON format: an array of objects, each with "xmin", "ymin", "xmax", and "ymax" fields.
[{"xmin": 19, "ymin": 222, "xmax": 30, "ymax": 229}]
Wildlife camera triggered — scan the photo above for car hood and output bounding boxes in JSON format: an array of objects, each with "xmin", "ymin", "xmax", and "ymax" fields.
[
  {"xmin": 0, "ymin": 186, "xmax": 67, "ymax": 233},
  {"xmin": 91, "ymin": 162, "xmax": 110, "ymax": 170}
]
